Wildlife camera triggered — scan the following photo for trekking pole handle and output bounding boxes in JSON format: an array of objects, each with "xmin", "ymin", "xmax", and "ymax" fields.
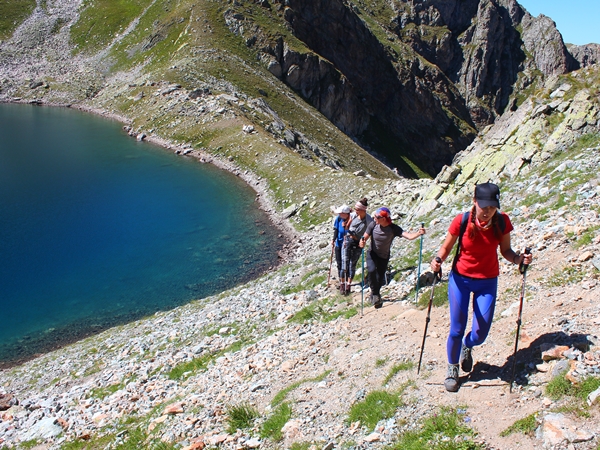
[
  {"xmin": 434, "ymin": 257, "xmax": 442, "ymax": 280},
  {"xmin": 519, "ymin": 247, "xmax": 532, "ymax": 274}
]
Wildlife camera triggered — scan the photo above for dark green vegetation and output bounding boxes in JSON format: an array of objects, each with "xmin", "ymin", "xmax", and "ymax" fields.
[
  {"xmin": 546, "ymin": 372, "xmax": 600, "ymax": 402},
  {"xmin": 347, "ymin": 390, "xmax": 401, "ymax": 431},
  {"xmin": 0, "ymin": 0, "xmax": 35, "ymax": 39},
  {"xmin": 260, "ymin": 402, "xmax": 292, "ymax": 441},
  {"xmin": 226, "ymin": 402, "xmax": 260, "ymax": 434},
  {"xmin": 389, "ymin": 406, "xmax": 484, "ymax": 450},
  {"xmin": 500, "ymin": 413, "xmax": 538, "ymax": 437}
]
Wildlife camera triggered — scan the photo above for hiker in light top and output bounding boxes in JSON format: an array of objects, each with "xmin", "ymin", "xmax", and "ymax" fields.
[
  {"xmin": 359, "ymin": 207, "xmax": 425, "ymax": 309},
  {"xmin": 341, "ymin": 198, "xmax": 372, "ymax": 295},
  {"xmin": 331, "ymin": 204, "xmax": 351, "ymax": 295},
  {"xmin": 429, "ymin": 182, "xmax": 533, "ymax": 393}
]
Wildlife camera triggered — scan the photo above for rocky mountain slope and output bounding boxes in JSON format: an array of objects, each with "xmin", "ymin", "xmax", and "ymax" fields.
[
  {"xmin": 0, "ymin": 0, "xmax": 597, "ymax": 179},
  {"xmin": 1, "ymin": 116, "xmax": 599, "ymax": 449},
  {"xmin": 1, "ymin": 1, "xmax": 599, "ymax": 449}
]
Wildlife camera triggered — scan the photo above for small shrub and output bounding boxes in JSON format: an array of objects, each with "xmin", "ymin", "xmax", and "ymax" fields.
[
  {"xmin": 226, "ymin": 402, "xmax": 260, "ymax": 434},
  {"xmin": 260, "ymin": 402, "xmax": 292, "ymax": 441},
  {"xmin": 500, "ymin": 412, "xmax": 538, "ymax": 437},
  {"xmin": 347, "ymin": 390, "xmax": 400, "ymax": 431}
]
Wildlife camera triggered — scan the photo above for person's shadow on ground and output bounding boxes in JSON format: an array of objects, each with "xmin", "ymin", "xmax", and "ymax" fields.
[{"xmin": 465, "ymin": 331, "xmax": 592, "ymax": 387}]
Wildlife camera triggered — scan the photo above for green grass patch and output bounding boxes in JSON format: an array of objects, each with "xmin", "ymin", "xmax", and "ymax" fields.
[
  {"xmin": 88, "ymin": 382, "xmax": 124, "ymax": 400},
  {"xmin": 376, "ymin": 357, "xmax": 389, "ymax": 368},
  {"xmin": 70, "ymin": 0, "xmax": 153, "ymax": 54},
  {"xmin": 383, "ymin": 361, "xmax": 415, "ymax": 385},
  {"xmin": 260, "ymin": 402, "xmax": 292, "ymax": 442},
  {"xmin": 225, "ymin": 402, "xmax": 260, "ymax": 434},
  {"xmin": 281, "ymin": 268, "xmax": 328, "ymax": 295},
  {"xmin": 347, "ymin": 390, "xmax": 401, "ymax": 431},
  {"xmin": 544, "ymin": 265, "xmax": 586, "ymax": 288},
  {"xmin": 547, "ymin": 371, "xmax": 600, "ymax": 401},
  {"xmin": 289, "ymin": 443, "xmax": 315, "ymax": 450},
  {"xmin": 500, "ymin": 412, "xmax": 538, "ymax": 437},
  {"xmin": 0, "ymin": 0, "xmax": 36, "ymax": 40},
  {"xmin": 168, "ymin": 339, "xmax": 251, "ymax": 380},
  {"xmin": 287, "ymin": 294, "xmax": 357, "ymax": 324},
  {"xmin": 416, "ymin": 280, "xmax": 448, "ymax": 308},
  {"xmin": 390, "ymin": 406, "xmax": 483, "ymax": 449},
  {"xmin": 570, "ymin": 225, "xmax": 600, "ymax": 249},
  {"xmin": 271, "ymin": 370, "xmax": 330, "ymax": 407}
]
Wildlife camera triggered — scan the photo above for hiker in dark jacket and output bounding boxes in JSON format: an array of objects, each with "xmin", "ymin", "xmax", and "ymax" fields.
[
  {"xmin": 430, "ymin": 182, "xmax": 533, "ymax": 393},
  {"xmin": 332, "ymin": 204, "xmax": 351, "ymax": 294},
  {"xmin": 341, "ymin": 198, "xmax": 372, "ymax": 295},
  {"xmin": 359, "ymin": 207, "xmax": 425, "ymax": 308}
]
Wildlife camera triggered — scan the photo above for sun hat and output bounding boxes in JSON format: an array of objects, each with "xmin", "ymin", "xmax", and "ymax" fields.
[
  {"xmin": 334, "ymin": 204, "xmax": 351, "ymax": 214},
  {"xmin": 475, "ymin": 183, "xmax": 500, "ymax": 209}
]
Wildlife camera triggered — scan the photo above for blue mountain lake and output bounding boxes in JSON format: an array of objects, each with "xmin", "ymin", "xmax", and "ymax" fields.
[{"xmin": 0, "ymin": 103, "xmax": 284, "ymax": 366}]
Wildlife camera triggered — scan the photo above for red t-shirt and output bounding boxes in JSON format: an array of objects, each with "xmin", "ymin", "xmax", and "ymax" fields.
[{"xmin": 449, "ymin": 212, "xmax": 514, "ymax": 279}]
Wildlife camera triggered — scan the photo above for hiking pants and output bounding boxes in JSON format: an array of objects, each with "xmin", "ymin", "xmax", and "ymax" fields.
[
  {"xmin": 446, "ymin": 271, "xmax": 498, "ymax": 365},
  {"xmin": 344, "ymin": 240, "xmax": 362, "ymax": 280},
  {"xmin": 366, "ymin": 249, "xmax": 388, "ymax": 296},
  {"xmin": 335, "ymin": 245, "xmax": 344, "ymax": 278}
]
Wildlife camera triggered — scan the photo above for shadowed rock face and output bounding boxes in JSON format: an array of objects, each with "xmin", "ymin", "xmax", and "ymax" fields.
[
  {"xmin": 250, "ymin": 0, "xmax": 582, "ymax": 175},
  {"xmin": 568, "ymin": 43, "xmax": 600, "ymax": 67},
  {"xmin": 281, "ymin": 0, "xmax": 476, "ymax": 176}
]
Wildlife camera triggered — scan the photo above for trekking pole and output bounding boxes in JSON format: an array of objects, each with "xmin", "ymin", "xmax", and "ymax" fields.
[
  {"xmin": 327, "ymin": 243, "xmax": 334, "ymax": 287},
  {"xmin": 509, "ymin": 248, "xmax": 532, "ymax": 392},
  {"xmin": 417, "ymin": 258, "xmax": 442, "ymax": 375},
  {"xmin": 361, "ymin": 248, "xmax": 365, "ymax": 316},
  {"xmin": 414, "ymin": 222, "xmax": 425, "ymax": 303}
]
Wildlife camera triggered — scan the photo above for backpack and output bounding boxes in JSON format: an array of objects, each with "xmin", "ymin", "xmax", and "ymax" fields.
[{"xmin": 452, "ymin": 211, "xmax": 506, "ymax": 271}]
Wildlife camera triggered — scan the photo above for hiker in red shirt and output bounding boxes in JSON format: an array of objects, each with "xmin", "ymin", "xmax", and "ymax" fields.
[{"xmin": 430, "ymin": 183, "xmax": 533, "ymax": 392}]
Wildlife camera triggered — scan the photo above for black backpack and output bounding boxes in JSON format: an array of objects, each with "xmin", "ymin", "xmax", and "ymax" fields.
[{"xmin": 452, "ymin": 211, "xmax": 506, "ymax": 271}]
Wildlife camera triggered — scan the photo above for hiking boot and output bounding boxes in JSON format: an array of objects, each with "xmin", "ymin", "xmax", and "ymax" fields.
[
  {"xmin": 372, "ymin": 294, "xmax": 382, "ymax": 309},
  {"xmin": 460, "ymin": 344, "xmax": 473, "ymax": 373},
  {"xmin": 340, "ymin": 283, "xmax": 345, "ymax": 295},
  {"xmin": 444, "ymin": 364, "xmax": 460, "ymax": 392},
  {"xmin": 345, "ymin": 284, "xmax": 351, "ymax": 295}
]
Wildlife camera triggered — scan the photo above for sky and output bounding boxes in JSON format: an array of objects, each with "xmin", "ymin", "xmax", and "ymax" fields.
[{"xmin": 517, "ymin": 0, "xmax": 600, "ymax": 45}]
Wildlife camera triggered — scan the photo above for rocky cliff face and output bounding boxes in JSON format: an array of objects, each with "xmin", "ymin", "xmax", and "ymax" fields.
[
  {"xmin": 569, "ymin": 43, "xmax": 600, "ymax": 67},
  {"xmin": 226, "ymin": 0, "xmax": 589, "ymax": 175}
]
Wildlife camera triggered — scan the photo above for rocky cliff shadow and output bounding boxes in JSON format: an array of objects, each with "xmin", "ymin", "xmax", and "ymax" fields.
[{"xmin": 467, "ymin": 331, "xmax": 593, "ymax": 387}]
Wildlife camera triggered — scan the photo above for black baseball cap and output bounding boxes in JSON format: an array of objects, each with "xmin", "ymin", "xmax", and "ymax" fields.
[{"xmin": 475, "ymin": 182, "xmax": 500, "ymax": 208}]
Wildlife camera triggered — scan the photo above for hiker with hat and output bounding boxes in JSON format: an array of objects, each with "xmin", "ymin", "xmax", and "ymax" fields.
[
  {"xmin": 359, "ymin": 207, "xmax": 426, "ymax": 308},
  {"xmin": 341, "ymin": 198, "xmax": 373, "ymax": 295},
  {"xmin": 430, "ymin": 182, "xmax": 533, "ymax": 393},
  {"xmin": 332, "ymin": 204, "xmax": 351, "ymax": 294}
]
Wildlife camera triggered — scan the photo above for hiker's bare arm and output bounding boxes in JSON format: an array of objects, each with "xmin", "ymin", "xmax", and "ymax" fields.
[
  {"xmin": 500, "ymin": 233, "xmax": 533, "ymax": 265},
  {"xmin": 431, "ymin": 232, "xmax": 458, "ymax": 272},
  {"xmin": 401, "ymin": 227, "xmax": 426, "ymax": 240}
]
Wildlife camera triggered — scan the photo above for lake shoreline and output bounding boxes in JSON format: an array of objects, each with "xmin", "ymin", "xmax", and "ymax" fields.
[{"xmin": 0, "ymin": 99, "xmax": 299, "ymax": 370}]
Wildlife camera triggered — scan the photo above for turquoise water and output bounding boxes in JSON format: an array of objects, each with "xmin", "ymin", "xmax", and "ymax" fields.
[{"xmin": 0, "ymin": 103, "xmax": 284, "ymax": 365}]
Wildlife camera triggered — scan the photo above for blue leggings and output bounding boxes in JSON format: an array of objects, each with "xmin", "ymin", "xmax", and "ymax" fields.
[{"xmin": 447, "ymin": 271, "xmax": 498, "ymax": 364}]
